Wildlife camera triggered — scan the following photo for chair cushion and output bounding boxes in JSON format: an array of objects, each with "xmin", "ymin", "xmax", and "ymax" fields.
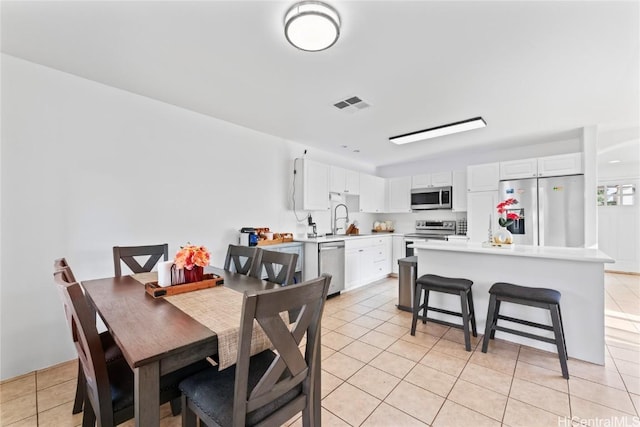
[
  {"xmin": 416, "ymin": 274, "xmax": 473, "ymax": 292},
  {"xmin": 489, "ymin": 282, "xmax": 561, "ymax": 305},
  {"xmin": 99, "ymin": 332, "xmax": 123, "ymax": 364},
  {"xmin": 179, "ymin": 350, "xmax": 303, "ymax": 427}
]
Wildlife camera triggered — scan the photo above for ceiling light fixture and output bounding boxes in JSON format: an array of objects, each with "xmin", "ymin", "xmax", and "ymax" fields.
[
  {"xmin": 390, "ymin": 117, "xmax": 487, "ymax": 145},
  {"xmin": 609, "ymin": 160, "xmax": 621, "ymax": 164},
  {"xmin": 284, "ymin": 1, "xmax": 340, "ymax": 52}
]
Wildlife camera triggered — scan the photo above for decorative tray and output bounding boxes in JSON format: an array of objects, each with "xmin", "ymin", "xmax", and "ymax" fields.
[
  {"xmin": 144, "ymin": 273, "xmax": 224, "ymax": 298},
  {"xmin": 371, "ymin": 229, "xmax": 395, "ymax": 233},
  {"xmin": 482, "ymin": 242, "xmax": 513, "ymax": 249}
]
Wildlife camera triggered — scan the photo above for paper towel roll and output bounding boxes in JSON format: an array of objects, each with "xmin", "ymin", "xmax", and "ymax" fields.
[{"xmin": 158, "ymin": 261, "xmax": 173, "ymax": 287}]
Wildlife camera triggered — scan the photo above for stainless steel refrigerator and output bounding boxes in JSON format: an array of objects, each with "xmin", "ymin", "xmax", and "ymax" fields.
[{"xmin": 499, "ymin": 175, "xmax": 585, "ymax": 247}]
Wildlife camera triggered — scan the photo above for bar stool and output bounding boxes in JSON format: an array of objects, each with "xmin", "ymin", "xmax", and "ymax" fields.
[
  {"xmin": 411, "ymin": 274, "xmax": 477, "ymax": 351},
  {"xmin": 481, "ymin": 282, "xmax": 569, "ymax": 379}
]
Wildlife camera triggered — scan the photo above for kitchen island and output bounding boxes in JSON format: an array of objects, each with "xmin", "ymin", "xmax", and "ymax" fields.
[{"xmin": 411, "ymin": 241, "xmax": 614, "ymax": 364}]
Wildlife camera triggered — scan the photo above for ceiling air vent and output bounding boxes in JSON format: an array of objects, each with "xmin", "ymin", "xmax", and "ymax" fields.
[{"xmin": 333, "ymin": 96, "xmax": 371, "ymax": 113}]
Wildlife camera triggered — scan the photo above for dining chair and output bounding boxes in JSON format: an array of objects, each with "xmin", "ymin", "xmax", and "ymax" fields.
[
  {"xmin": 250, "ymin": 249, "xmax": 298, "ymax": 285},
  {"xmin": 223, "ymin": 245, "xmax": 262, "ymax": 276},
  {"xmin": 112, "ymin": 243, "xmax": 169, "ymax": 277},
  {"xmin": 53, "ymin": 259, "xmax": 123, "ymax": 415},
  {"xmin": 53, "ymin": 271, "xmax": 210, "ymax": 427},
  {"xmin": 179, "ymin": 273, "xmax": 332, "ymax": 427}
]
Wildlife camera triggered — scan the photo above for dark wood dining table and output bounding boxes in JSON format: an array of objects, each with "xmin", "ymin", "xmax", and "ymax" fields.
[{"xmin": 81, "ymin": 266, "xmax": 320, "ymax": 427}]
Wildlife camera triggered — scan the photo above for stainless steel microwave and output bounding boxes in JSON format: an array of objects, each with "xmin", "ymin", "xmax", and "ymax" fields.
[{"xmin": 410, "ymin": 186, "xmax": 452, "ymax": 210}]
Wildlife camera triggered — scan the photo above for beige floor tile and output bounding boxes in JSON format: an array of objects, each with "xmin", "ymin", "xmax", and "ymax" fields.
[
  {"xmin": 289, "ymin": 408, "xmax": 350, "ymax": 427},
  {"xmin": 386, "ymin": 339, "xmax": 429, "ymax": 362},
  {"xmin": 365, "ymin": 309, "xmax": 396, "ymax": 321},
  {"xmin": 570, "ymin": 395, "xmax": 639, "ymax": 424},
  {"xmin": 441, "ymin": 328, "xmax": 483, "ymax": 349},
  {"xmin": 432, "ymin": 400, "xmax": 501, "ymax": 427},
  {"xmin": 0, "ymin": 393, "xmax": 36, "ymax": 425},
  {"xmin": 514, "ymin": 360, "xmax": 568, "ymax": 393},
  {"xmin": 460, "ymin": 362, "xmax": 512, "ymax": 396},
  {"xmin": 4, "ymin": 414, "xmax": 38, "ymax": 427},
  {"xmin": 322, "ymin": 316, "xmax": 348, "ymax": 330},
  {"xmin": 447, "ymin": 379, "xmax": 507, "ymax": 421},
  {"xmin": 386, "ymin": 311, "xmax": 414, "ymax": 327},
  {"xmin": 399, "ymin": 331, "xmax": 439, "ymax": 350},
  {"xmin": 36, "ymin": 359, "xmax": 77, "ymax": 390},
  {"xmin": 37, "ymin": 378, "xmax": 77, "ymax": 412},
  {"xmin": 567, "ymin": 358, "xmax": 627, "ymax": 390},
  {"xmin": 383, "ymin": 380, "xmax": 444, "ymax": 425},
  {"xmin": 340, "ymin": 340, "xmax": 383, "ymax": 363},
  {"xmin": 358, "ymin": 330, "xmax": 398, "ymax": 349},
  {"xmin": 369, "ymin": 351, "xmax": 416, "ymax": 379},
  {"xmin": 405, "ymin": 363, "xmax": 456, "ymax": 397},
  {"xmin": 608, "ymin": 345, "xmax": 640, "ymax": 364},
  {"xmin": 630, "ymin": 393, "xmax": 640, "ymax": 414},
  {"xmin": 361, "ymin": 402, "xmax": 427, "ymax": 427},
  {"xmin": 321, "ymin": 345, "xmax": 336, "ymax": 361},
  {"xmin": 322, "ymin": 331, "xmax": 355, "ymax": 351},
  {"xmin": 322, "ymin": 382, "xmax": 381, "ymax": 426},
  {"xmin": 321, "ymin": 370, "xmax": 344, "ymax": 398},
  {"xmin": 481, "ymin": 337, "xmax": 520, "ymax": 359},
  {"xmin": 612, "ymin": 358, "xmax": 640, "ymax": 377},
  {"xmin": 503, "ymin": 397, "xmax": 563, "ymax": 427},
  {"xmin": 419, "ymin": 349, "xmax": 468, "ymax": 377},
  {"xmin": 468, "ymin": 349, "xmax": 517, "ymax": 376},
  {"xmin": 334, "ymin": 322, "xmax": 370, "ymax": 339},
  {"xmin": 509, "ymin": 378, "xmax": 569, "ymax": 417},
  {"xmin": 411, "ymin": 321, "xmax": 450, "ymax": 338},
  {"xmin": 36, "ymin": 400, "xmax": 82, "ymax": 427},
  {"xmin": 375, "ymin": 321, "xmax": 410, "ymax": 338},
  {"xmin": 159, "ymin": 414, "xmax": 181, "ymax": 427},
  {"xmin": 431, "ymin": 336, "xmax": 473, "ymax": 361},
  {"xmin": 0, "ymin": 374, "xmax": 35, "ymax": 404},
  {"xmin": 351, "ymin": 315, "xmax": 385, "ymax": 329},
  {"xmin": 344, "ymin": 304, "xmax": 375, "ymax": 315},
  {"xmin": 517, "ymin": 346, "xmax": 564, "ymax": 374},
  {"xmin": 322, "ymin": 351, "xmax": 365, "ymax": 380},
  {"xmin": 622, "ymin": 373, "xmax": 640, "ymax": 395},
  {"xmin": 347, "ymin": 365, "xmax": 401, "ymax": 400},
  {"xmin": 569, "ymin": 376, "xmax": 636, "ymax": 414},
  {"xmin": 330, "ymin": 310, "xmax": 361, "ymax": 322}
]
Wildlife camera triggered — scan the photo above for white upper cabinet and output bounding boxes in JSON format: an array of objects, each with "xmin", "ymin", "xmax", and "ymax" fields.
[
  {"xmin": 500, "ymin": 158, "xmax": 538, "ymax": 180},
  {"xmin": 387, "ymin": 176, "xmax": 412, "ymax": 213},
  {"xmin": 359, "ymin": 173, "xmax": 386, "ymax": 213},
  {"xmin": 538, "ymin": 153, "xmax": 583, "ymax": 177},
  {"xmin": 330, "ymin": 166, "xmax": 360, "ymax": 194},
  {"xmin": 411, "ymin": 172, "xmax": 452, "ymax": 188},
  {"xmin": 452, "ymin": 170, "xmax": 467, "ymax": 212},
  {"xmin": 293, "ymin": 158, "xmax": 329, "ymax": 211},
  {"xmin": 467, "ymin": 162, "xmax": 500, "ymax": 192}
]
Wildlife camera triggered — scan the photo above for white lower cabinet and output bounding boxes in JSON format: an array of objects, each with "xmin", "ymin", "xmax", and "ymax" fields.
[{"xmin": 344, "ymin": 236, "xmax": 392, "ymax": 290}]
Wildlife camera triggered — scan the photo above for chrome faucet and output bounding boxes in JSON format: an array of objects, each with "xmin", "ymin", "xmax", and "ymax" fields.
[{"xmin": 333, "ymin": 203, "xmax": 350, "ymax": 235}]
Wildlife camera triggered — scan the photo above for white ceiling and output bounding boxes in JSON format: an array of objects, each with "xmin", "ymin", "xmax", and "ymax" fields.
[{"xmin": 2, "ymin": 1, "xmax": 638, "ymax": 169}]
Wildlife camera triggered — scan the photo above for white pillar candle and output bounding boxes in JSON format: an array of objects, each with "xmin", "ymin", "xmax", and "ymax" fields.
[{"xmin": 157, "ymin": 261, "xmax": 174, "ymax": 287}]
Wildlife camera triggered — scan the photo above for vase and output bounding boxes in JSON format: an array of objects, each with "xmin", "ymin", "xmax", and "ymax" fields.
[
  {"xmin": 183, "ymin": 266, "xmax": 204, "ymax": 283},
  {"xmin": 493, "ymin": 227, "xmax": 513, "ymax": 245}
]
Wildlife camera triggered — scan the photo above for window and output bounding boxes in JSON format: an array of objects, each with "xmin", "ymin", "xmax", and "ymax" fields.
[{"xmin": 598, "ymin": 184, "xmax": 636, "ymax": 206}]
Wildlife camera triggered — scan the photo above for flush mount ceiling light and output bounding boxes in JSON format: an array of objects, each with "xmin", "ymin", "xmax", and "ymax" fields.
[
  {"xmin": 390, "ymin": 117, "xmax": 487, "ymax": 145},
  {"xmin": 284, "ymin": 1, "xmax": 340, "ymax": 52}
]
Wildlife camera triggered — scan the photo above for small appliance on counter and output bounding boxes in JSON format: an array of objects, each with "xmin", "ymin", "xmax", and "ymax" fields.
[
  {"xmin": 239, "ymin": 227, "xmax": 258, "ymax": 246},
  {"xmin": 307, "ymin": 214, "xmax": 317, "ymax": 238}
]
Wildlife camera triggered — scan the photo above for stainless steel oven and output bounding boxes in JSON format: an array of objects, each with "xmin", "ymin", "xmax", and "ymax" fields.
[{"xmin": 404, "ymin": 220, "xmax": 456, "ymax": 256}]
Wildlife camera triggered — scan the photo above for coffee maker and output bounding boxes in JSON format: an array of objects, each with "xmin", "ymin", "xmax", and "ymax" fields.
[
  {"xmin": 239, "ymin": 227, "xmax": 258, "ymax": 246},
  {"xmin": 306, "ymin": 214, "xmax": 317, "ymax": 238}
]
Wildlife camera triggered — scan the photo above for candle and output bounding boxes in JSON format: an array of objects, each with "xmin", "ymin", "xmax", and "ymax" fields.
[{"xmin": 157, "ymin": 261, "xmax": 173, "ymax": 287}]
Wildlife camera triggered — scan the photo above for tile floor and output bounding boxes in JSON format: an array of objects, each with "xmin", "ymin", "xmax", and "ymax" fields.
[{"xmin": 1, "ymin": 273, "xmax": 639, "ymax": 426}]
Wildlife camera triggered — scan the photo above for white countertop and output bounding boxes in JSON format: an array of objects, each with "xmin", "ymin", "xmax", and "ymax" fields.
[
  {"xmin": 412, "ymin": 240, "xmax": 614, "ymax": 263},
  {"xmin": 295, "ymin": 233, "xmax": 403, "ymax": 243}
]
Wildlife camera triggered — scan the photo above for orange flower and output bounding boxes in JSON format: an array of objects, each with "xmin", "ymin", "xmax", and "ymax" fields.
[{"xmin": 174, "ymin": 244, "xmax": 210, "ymax": 270}]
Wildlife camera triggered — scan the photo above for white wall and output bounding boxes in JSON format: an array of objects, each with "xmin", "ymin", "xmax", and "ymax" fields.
[{"xmin": 0, "ymin": 54, "xmax": 375, "ymax": 380}]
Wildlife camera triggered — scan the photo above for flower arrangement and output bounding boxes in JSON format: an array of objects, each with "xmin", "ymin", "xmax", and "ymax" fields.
[
  {"xmin": 174, "ymin": 244, "xmax": 211, "ymax": 270},
  {"xmin": 496, "ymin": 198, "xmax": 521, "ymax": 228}
]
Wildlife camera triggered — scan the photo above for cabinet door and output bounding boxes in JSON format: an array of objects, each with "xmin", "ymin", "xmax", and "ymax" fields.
[
  {"xmin": 411, "ymin": 174, "xmax": 431, "ymax": 188},
  {"xmin": 538, "ymin": 153, "xmax": 583, "ymax": 177},
  {"xmin": 500, "ymin": 158, "xmax": 538, "ymax": 180},
  {"xmin": 345, "ymin": 248, "xmax": 362, "ymax": 289},
  {"xmin": 329, "ymin": 166, "xmax": 346, "ymax": 193},
  {"xmin": 387, "ymin": 176, "xmax": 412, "ymax": 213},
  {"xmin": 303, "ymin": 159, "xmax": 329, "ymax": 211},
  {"xmin": 431, "ymin": 171, "xmax": 453, "ymax": 187},
  {"xmin": 360, "ymin": 173, "xmax": 386, "ymax": 213},
  {"xmin": 452, "ymin": 170, "xmax": 467, "ymax": 212},
  {"xmin": 344, "ymin": 169, "xmax": 360, "ymax": 194},
  {"xmin": 467, "ymin": 163, "xmax": 499, "ymax": 192},
  {"xmin": 467, "ymin": 190, "xmax": 498, "ymax": 243}
]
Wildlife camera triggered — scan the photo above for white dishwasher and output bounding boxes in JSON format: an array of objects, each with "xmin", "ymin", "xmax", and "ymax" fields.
[{"xmin": 318, "ymin": 241, "xmax": 345, "ymax": 296}]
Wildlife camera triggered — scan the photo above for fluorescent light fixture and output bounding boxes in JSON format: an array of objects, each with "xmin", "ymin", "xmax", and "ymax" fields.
[
  {"xmin": 609, "ymin": 160, "xmax": 621, "ymax": 164},
  {"xmin": 390, "ymin": 117, "xmax": 487, "ymax": 145},
  {"xmin": 284, "ymin": 1, "xmax": 340, "ymax": 52}
]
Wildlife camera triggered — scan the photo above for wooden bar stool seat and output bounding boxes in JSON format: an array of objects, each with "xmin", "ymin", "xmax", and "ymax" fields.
[
  {"xmin": 410, "ymin": 274, "xmax": 477, "ymax": 351},
  {"xmin": 481, "ymin": 282, "xmax": 569, "ymax": 379}
]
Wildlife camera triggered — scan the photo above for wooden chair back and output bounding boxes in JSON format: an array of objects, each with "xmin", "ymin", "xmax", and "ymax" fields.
[
  {"xmin": 251, "ymin": 250, "xmax": 298, "ymax": 285},
  {"xmin": 54, "ymin": 257, "xmax": 77, "ymax": 282},
  {"xmin": 112, "ymin": 244, "xmax": 169, "ymax": 277},
  {"xmin": 53, "ymin": 271, "xmax": 115, "ymax": 426},
  {"xmin": 234, "ymin": 274, "xmax": 331, "ymax": 426},
  {"xmin": 223, "ymin": 245, "xmax": 262, "ymax": 276}
]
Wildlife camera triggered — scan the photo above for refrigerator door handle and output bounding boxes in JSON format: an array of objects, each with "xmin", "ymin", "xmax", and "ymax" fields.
[
  {"xmin": 538, "ymin": 185, "xmax": 544, "ymax": 246},
  {"xmin": 439, "ymin": 190, "xmax": 443, "ymax": 206}
]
